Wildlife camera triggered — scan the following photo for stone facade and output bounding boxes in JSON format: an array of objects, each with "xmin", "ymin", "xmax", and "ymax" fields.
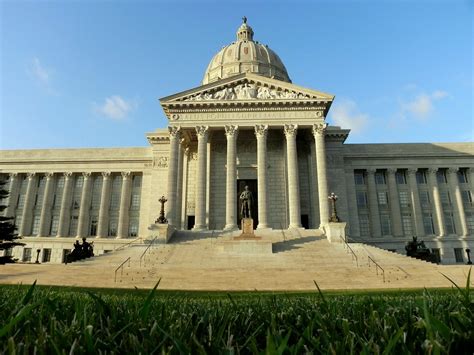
[{"xmin": 1, "ymin": 20, "xmax": 473, "ymax": 265}]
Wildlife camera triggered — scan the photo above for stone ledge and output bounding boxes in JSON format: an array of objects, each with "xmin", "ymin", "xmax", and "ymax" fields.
[{"xmin": 216, "ymin": 240, "xmax": 273, "ymax": 254}]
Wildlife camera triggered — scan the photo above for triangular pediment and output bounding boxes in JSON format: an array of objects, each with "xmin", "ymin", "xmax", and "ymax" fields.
[{"xmin": 160, "ymin": 73, "xmax": 334, "ymax": 104}]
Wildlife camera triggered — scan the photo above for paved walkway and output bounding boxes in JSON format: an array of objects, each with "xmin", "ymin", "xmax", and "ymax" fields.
[{"xmin": 0, "ymin": 230, "xmax": 472, "ymax": 291}]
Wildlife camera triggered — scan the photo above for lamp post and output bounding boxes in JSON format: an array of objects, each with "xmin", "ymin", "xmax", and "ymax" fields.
[
  {"xmin": 156, "ymin": 195, "xmax": 168, "ymax": 224},
  {"xmin": 35, "ymin": 249, "xmax": 41, "ymax": 264},
  {"xmin": 328, "ymin": 192, "xmax": 340, "ymax": 223},
  {"xmin": 466, "ymin": 248, "xmax": 472, "ymax": 265}
]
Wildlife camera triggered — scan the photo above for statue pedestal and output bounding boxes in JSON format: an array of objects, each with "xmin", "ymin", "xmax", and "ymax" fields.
[
  {"xmin": 234, "ymin": 218, "xmax": 260, "ymax": 240},
  {"xmin": 147, "ymin": 223, "xmax": 175, "ymax": 244},
  {"xmin": 324, "ymin": 222, "xmax": 347, "ymax": 243}
]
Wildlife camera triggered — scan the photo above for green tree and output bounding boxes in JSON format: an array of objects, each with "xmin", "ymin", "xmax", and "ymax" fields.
[{"xmin": 0, "ymin": 178, "xmax": 24, "ymax": 263}]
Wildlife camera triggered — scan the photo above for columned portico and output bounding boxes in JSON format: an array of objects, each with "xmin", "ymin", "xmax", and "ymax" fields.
[
  {"xmin": 166, "ymin": 126, "xmax": 181, "ymax": 226},
  {"xmin": 313, "ymin": 123, "xmax": 329, "ymax": 228},
  {"xmin": 447, "ymin": 168, "xmax": 468, "ymax": 236},
  {"xmin": 5, "ymin": 173, "xmax": 19, "ymax": 218},
  {"xmin": 224, "ymin": 125, "xmax": 238, "ymax": 230},
  {"xmin": 284, "ymin": 124, "xmax": 301, "ymax": 228},
  {"xmin": 386, "ymin": 168, "xmax": 403, "ymax": 237},
  {"xmin": 194, "ymin": 125, "xmax": 209, "ymax": 230},
  {"xmin": 428, "ymin": 168, "xmax": 445, "ymax": 236},
  {"xmin": 19, "ymin": 172, "xmax": 37, "ymax": 236},
  {"xmin": 97, "ymin": 172, "xmax": 111, "ymax": 238},
  {"xmin": 255, "ymin": 125, "xmax": 270, "ymax": 229},
  {"xmin": 117, "ymin": 171, "xmax": 132, "ymax": 238},
  {"xmin": 407, "ymin": 168, "xmax": 424, "ymax": 236},
  {"xmin": 77, "ymin": 172, "xmax": 92, "ymax": 238},
  {"xmin": 57, "ymin": 172, "xmax": 73, "ymax": 237}
]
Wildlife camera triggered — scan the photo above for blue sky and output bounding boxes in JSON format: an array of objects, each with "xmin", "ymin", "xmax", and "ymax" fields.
[{"xmin": 1, "ymin": 0, "xmax": 472, "ymax": 149}]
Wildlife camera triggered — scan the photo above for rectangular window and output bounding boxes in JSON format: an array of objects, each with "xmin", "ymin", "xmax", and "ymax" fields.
[
  {"xmin": 454, "ymin": 248, "xmax": 464, "ymax": 263},
  {"xmin": 110, "ymin": 193, "xmax": 121, "ymax": 209},
  {"xmin": 380, "ymin": 214, "xmax": 391, "ymax": 235},
  {"xmin": 108, "ymin": 219, "xmax": 118, "ymax": 237},
  {"xmin": 42, "ymin": 248, "xmax": 52, "ymax": 263},
  {"xmin": 69, "ymin": 216, "xmax": 79, "ymax": 237},
  {"xmin": 74, "ymin": 175, "xmax": 84, "ymax": 189},
  {"xmin": 17, "ymin": 194, "xmax": 25, "ymax": 209},
  {"xmin": 399, "ymin": 191, "xmax": 410, "ymax": 207},
  {"xmin": 35, "ymin": 193, "xmax": 43, "ymax": 207},
  {"xmin": 62, "ymin": 249, "xmax": 71, "ymax": 263},
  {"xmin": 461, "ymin": 190, "xmax": 472, "ymax": 206},
  {"xmin": 396, "ymin": 170, "xmax": 407, "ymax": 184},
  {"xmin": 437, "ymin": 170, "xmax": 447, "ymax": 184},
  {"xmin": 431, "ymin": 248, "xmax": 441, "ymax": 263},
  {"xmin": 377, "ymin": 191, "xmax": 388, "ymax": 206},
  {"xmin": 466, "ymin": 213, "xmax": 474, "ymax": 234},
  {"xmin": 402, "ymin": 214, "xmax": 413, "ymax": 236},
  {"xmin": 440, "ymin": 190, "xmax": 451, "ymax": 206},
  {"xmin": 22, "ymin": 248, "xmax": 32, "ymax": 262},
  {"xmin": 457, "ymin": 169, "xmax": 468, "ymax": 184},
  {"xmin": 444, "ymin": 213, "xmax": 456, "ymax": 235},
  {"xmin": 354, "ymin": 171, "xmax": 365, "ymax": 185},
  {"xmin": 356, "ymin": 191, "xmax": 367, "ymax": 207},
  {"xmin": 89, "ymin": 218, "xmax": 98, "ymax": 236},
  {"xmin": 132, "ymin": 175, "xmax": 142, "ymax": 188},
  {"xmin": 130, "ymin": 194, "xmax": 140, "ymax": 209},
  {"xmin": 50, "ymin": 215, "xmax": 59, "ymax": 236},
  {"xmin": 31, "ymin": 215, "xmax": 41, "ymax": 236},
  {"xmin": 423, "ymin": 213, "xmax": 435, "ymax": 235},
  {"xmin": 56, "ymin": 176, "xmax": 65, "ymax": 189},
  {"xmin": 359, "ymin": 215, "xmax": 370, "ymax": 236},
  {"xmin": 375, "ymin": 171, "xmax": 386, "ymax": 185},
  {"xmin": 419, "ymin": 190, "xmax": 431, "ymax": 208},
  {"xmin": 416, "ymin": 170, "xmax": 427, "ymax": 184},
  {"xmin": 72, "ymin": 191, "xmax": 81, "ymax": 210},
  {"xmin": 129, "ymin": 220, "xmax": 139, "ymax": 237}
]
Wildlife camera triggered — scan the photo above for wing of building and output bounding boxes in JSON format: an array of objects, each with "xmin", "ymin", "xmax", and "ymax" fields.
[{"xmin": 1, "ymin": 19, "xmax": 473, "ymax": 264}]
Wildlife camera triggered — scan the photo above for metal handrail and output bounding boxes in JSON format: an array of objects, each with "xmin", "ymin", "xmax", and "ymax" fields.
[
  {"xmin": 368, "ymin": 255, "xmax": 385, "ymax": 282},
  {"xmin": 340, "ymin": 235, "xmax": 358, "ymax": 267},
  {"xmin": 114, "ymin": 256, "xmax": 131, "ymax": 283},
  {"xmin": 140, "ymin": 235, "xmax": 158, "ymax": 267},
  {"xmin": 114, "ymin": 237, "xmax": 141, "ymax": 251}
]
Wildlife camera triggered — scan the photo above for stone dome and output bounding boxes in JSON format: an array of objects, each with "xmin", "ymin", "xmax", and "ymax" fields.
[{"xmin": 202, "ymin": 17, "xmax": 291, "ymax": 85}]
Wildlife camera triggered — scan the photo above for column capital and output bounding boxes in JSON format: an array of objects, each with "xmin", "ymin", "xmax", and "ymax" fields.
[
  {"xmin": 63, "ymin": 171, "xmax": 73, "ymax": 178},
  {"xmin": 82, "ymin": 172, "xmax": 92, "ymax": 179},
  {"xmin": 121, "ymin": 171, "xmax": 131, "ymax": 179},
  {"xmin": 44, "ymin": 172, "xmax": 54, "ymax": 178},
  {"xmin": 366, "ymin": 168, "xmax": 376, "ymax": 175},
  {"xmin": 26, "ymin": 172, "xmax": 36, "ymax": 179},
  {"xmin": 428, "ymin": 167, "xmax": 439, "ymax": 175},
  {"xmin": 225, "ymin": 125, "xmax": 239, "ymax": 138},
  {"xmin": 447, "ymin": 167, "xmax": 459, "ymax": 175},
  {"xmin": 9, "ymin": 172, "xmax": 19, "ymax": 179},
  {"xmin": 407, "ymin": 168, "xmax": 418, "ymax": 176},
  {"xmin": 284, "ymin": 124, "xmax": 298, "ymax": 138},
  {"xmin": 101, "ymin": 171, "xmax": 111, "ymax": 179},
  {"xmin": 195, "ymin": 125, "xmax": 209, "ymax": 139},
  {"xmin": 168, "ymin": 126, "xmax": 181, "ymax": 139},
  {"xmin": 312, "ymin": 123, "xmax": 328, "ymax": 136},
  {"xmin": 387, "ymin": 167, "xmax": 398, "ymax": 175},
  {"xmin": 254, "ymin": 124, "xmax": 268, "ymax": 138}
]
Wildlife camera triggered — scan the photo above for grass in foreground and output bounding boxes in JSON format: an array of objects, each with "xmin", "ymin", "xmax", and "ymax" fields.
[{"xmin": 0, "ymin": 273, "xmax": 473, "ymax": 354}]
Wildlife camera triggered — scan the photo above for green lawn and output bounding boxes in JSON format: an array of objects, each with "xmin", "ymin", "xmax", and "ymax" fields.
[{"xmin": 0, "ymin": 275, "xmax": 472, "ymax": 354}]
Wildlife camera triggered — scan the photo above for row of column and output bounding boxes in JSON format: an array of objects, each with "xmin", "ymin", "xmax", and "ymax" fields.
[
  {"xmin": 365, "ymin": 167, "xmax": 472, "ymax": 237},
  {"xmin": 5, "ymin": 171, "xmax": 134, "ymax": 239},
  {"xmin": 166, "ymin": 123, "xmax": 330, "ymax": 230}
]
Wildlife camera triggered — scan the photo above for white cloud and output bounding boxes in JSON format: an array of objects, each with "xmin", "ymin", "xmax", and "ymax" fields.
[
  {"xmin": 95, "ymin": 96, "xmax": 136, "ymax": 120},
  {"xmin": 28, "ymin": 57, "xmax": 57, "ymax": 94},
  {"xmin": 330, "ymin": 99, "xmax": 369, "ymax": 134},
  {"xmin": 401, "ymin": 90, "xmax": 448, "ymax": 120}
]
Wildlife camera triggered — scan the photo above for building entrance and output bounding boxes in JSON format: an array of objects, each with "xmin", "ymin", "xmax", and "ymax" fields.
[{"xmin": 237, "ymin": 179, "xmax": 258, "ymax": 229}]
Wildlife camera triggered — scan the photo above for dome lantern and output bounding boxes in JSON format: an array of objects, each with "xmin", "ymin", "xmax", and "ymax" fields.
[{"xmin": 237, "ymin": 16, "xmax": 254, "ymax": 41}]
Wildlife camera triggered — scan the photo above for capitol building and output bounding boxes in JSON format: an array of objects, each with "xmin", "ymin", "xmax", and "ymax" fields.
[{"xmin": 1, "ymin": 19, "xmax": 473, "ymax": 265}]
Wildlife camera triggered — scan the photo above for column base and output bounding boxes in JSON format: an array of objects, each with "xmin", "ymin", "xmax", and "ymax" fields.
[{"xmin": 193, "ymin": 225, "xmax": 208, "ymax": 231}]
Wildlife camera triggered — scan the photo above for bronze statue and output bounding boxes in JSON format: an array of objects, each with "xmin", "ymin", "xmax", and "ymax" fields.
[{"xmin": 239, "ymin": 185, "xmax": 253, "ymax": 218}]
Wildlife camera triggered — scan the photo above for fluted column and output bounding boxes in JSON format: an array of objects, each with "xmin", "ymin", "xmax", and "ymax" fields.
[
  {"xmin": 224, "ymin": 125, "xmax": 239, "ymax": 230},
  {"xmin": 447, "ymin": 168, "xmax": 468, "ymax": 236},
  {"xmin": 38, "ymin": 173, "xmax": 55, "ymax": 237},
  {"xmin": 255, "ymin": 125, "xmax": 269, "ymax": 229},
  {"xmin": 407, "ymin": 168, "xmax": 424, "ymax": 236},
  {"xmin": 175, "ymin": 139, "xmax": 185, "ymax": 230},
  {"xmin": 181, "ymin": 147, "xmax": 190, "ymax": 229},
  {"xmin": 469, "ymin": 168, "xmax": 474, "ymax": 196},
  {"xmin": 312, "ymin": 123, "xmax": 329, "ymax": 227},
  {"xmin": 387, "ymin": 168, "xmax": 403, "ymax": 237},
  {"xmin": 117, "ymin": 171, "xmax": 132, "ymax": 238},
  {"xmin": 166, "ymin": 126, "xmax": 181, "ymax": 226},
  {"xmin": 4, "ymin": 173, "xmax": 20, "ymax": 217},
  {"xmin": 284, "ymin": 124, "xmax": 301, "ymax": 228},
  {"xmin": 194, "ymin": 126, "xmax": 209, "ymax": 230},
  {"xmin": 76, "ymin": 172, "xmax": 92, "ymax": 238},
  {"xmin": 19, "ymin": 173, "xmax": 37, "ymax": 236},
  {"xmin": 57, "ymin": 172, "xmax": 73, "ymax": 237},
  {"xmin": 97, "ymin": 172, "xmax": 111, "ymax": 238},
  {"xmin": 428, "ymin": 168, "xmax": 445, "ymax": 236},
  {"xmin": 366, "ymin": 169, "xmax": 382, "ymax": 237}
]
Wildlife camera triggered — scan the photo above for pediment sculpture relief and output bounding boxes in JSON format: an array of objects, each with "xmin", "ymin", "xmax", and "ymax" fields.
[{"xmin": 183, "ymin": 83, "xmax": 314, "ymax": 101}]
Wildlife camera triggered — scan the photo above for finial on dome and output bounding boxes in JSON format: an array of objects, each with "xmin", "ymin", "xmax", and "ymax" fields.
[{"xmin": 237, "ymin": 16, "xmax": 254, "ymax": 41}]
